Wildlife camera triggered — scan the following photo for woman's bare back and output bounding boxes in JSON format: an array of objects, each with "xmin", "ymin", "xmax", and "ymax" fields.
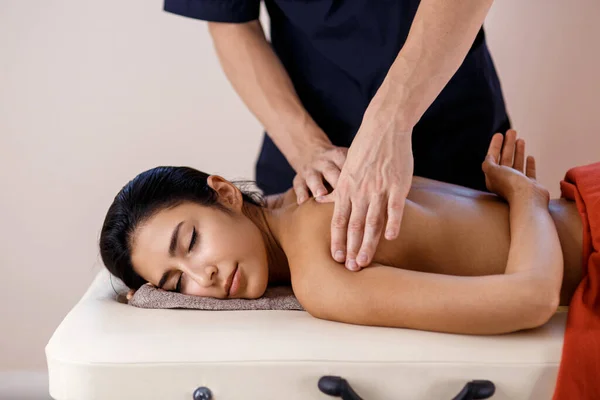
[{"xmin": 280, "ymin": 176, "xmax": 583, "ymax": 306}]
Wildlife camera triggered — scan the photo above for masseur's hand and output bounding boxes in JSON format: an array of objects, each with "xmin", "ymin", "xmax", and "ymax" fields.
[
  {"xmin": 317, "ymin": 119, "xmax": 413, "ymax": 271},
  {"xmin": 292, "ymin": 144, "xmax": 348, "ymax": 204}
]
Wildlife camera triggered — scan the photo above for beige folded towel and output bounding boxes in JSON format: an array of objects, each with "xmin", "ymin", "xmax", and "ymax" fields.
[{"xmin": 128, "ymin": 284, "xmax": 303, "ymax": 311}]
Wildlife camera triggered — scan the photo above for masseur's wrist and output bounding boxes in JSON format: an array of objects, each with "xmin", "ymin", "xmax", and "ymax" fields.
[
  {"xmin": 367, "ymin": 44, "xmax": 450, "ymax": 134},
  {"xmin": 361, "ymin": 78, "xmax": 418, "ymax": 139},
  {"xmin": 281, "ymin": 123, "xmax": 333, "ymax": 172},
  {"xmin": 359, "ymin": 101, "xmax": 414, "ymax": 144}
]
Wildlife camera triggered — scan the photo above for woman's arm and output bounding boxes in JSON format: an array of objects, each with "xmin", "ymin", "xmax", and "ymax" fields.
[
  {"xmin": 294, "ymin": 219, "xmax": 559, "ymax": 335},
  {"xmin": 293, "ymin": 132, "xmax": 562, "ymax": 335},
  {"xmin": 294, "ymin": 194, "xmax": 560, "ymax": 334}
]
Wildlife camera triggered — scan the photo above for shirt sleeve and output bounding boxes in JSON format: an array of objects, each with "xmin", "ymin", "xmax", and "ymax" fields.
[{"xmin": 164, "ymin": 0, "xmax": 260, "ymax": 23}]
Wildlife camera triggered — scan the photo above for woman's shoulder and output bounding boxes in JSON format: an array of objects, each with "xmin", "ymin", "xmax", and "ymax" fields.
[
  {"xmin": 265, "ymin": 188, "xmax": 298, "ymax": 209},
  {"xmin": 286, "ymin": 199, "xmax": 332, "ymax": 242},
  {"xmin": 280, "ymin": 200, "xmax": 344, "ymax": 309},
  {"xmin": 281, "ymin": 200, "xmax": 333, "ymax": 268}
]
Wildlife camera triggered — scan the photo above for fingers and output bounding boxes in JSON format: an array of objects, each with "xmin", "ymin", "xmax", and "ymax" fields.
[
  {"xmin": 500, "ymin": 129, "xmax": 517, "ymax": 166},
  {"xmin": 344, "ymin": 200, "xmax": 369, "ymax": 271},
  {"xmin": 126, "ymin": 289, "xmax": 136, "ymax": 301},
  {"xmin": 315, "ymin": 191, "xmax": 335, "ymax": 203},
  {"xmin": 482, "ymin": 154, "xmax": 495, "ymax": 171},
  {"xmin": 294, "ymin": 146, "xmax": 348, "ymax": 204},
  {"xmin": 330, "ymin": 197, "xmax": 351, "ymax": 264},
  {"xmin": 513, "ymin": 139, "xmax": 525, "ymax": 173},
  {"xmin": 293, "ymin": 175, "xmax": 310, "ymax": 204},
  {"xmin": 482, "ymin": 154, "xmax": 500, "ymax": 180},
  {"xmin": 356, "ymin": 195, "xmax": 386, "ymax": 267},
  {"xmin": 295, "ymin": 162, "xmax": 342, "ymax": 204},
  {"xmin": 385, "ymin": 190, "xmax": 405, "ymax": 240},
  {"xmin": 329, "ymin": 147, "xmax": 348, "ymax": 169},
  {"xmin": 305, "ymin": 170, "xmax": 329, "ymax": 199},
  {"xmin": 321, "ymin": 161, "xmax": 342, "ymax": 190},
  {"xmin": 526, "ymin": 156, "xmax": 537, "ymax": 180},
  {"xmin": 487, "ymin": 130, "xmax": 529, "ymax": 174},
  {"xmin": 335, "ymin": 190, "xmax": 406, "ymax": 270},
  {"xmin": 487, "ymin": 133, "xmax": 504, "ymax": 163}
]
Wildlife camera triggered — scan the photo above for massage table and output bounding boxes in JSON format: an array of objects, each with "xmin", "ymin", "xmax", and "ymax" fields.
[{"xmin": 46, "ymin": 270, "xmax": 566, "ymax": 399}]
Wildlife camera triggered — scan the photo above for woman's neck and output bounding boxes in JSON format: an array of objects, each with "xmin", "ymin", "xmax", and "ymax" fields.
[{"xmin": 244, "ymin": 203, "xmax": 293, "ymax": 285}]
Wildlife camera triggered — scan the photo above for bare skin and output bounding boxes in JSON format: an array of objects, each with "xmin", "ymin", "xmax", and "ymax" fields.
[
  {"xmin": 267, "ymin": 131, "xmax": 583, "ymax": 334},
  {"xmin": 128, "ymin": 131, "xmax": 584, "ymax": 335},
  {"xmin": 275, "ymin": 176, "xmax": 582, "ymax": 306}
]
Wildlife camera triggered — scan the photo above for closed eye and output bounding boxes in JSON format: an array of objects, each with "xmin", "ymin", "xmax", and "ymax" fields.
[
  {"xmin": 175, "ymin": 273, "xmax": 183, "ymax": 293},
  {"xmin": 188, "ymin": 226, "xmax": 197, "ymax": 252}
]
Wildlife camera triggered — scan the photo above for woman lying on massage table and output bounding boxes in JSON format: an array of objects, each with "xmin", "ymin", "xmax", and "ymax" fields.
[{"xmin": 100, "ymin": 130, "xmax": 584, "ymax": 335}]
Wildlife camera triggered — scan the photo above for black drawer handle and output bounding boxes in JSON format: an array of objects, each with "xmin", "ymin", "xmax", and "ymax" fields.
[
  {"xmin": 318, "ymin": 376, "xmax": 364, "ymax": 400},
  {"xmin": 318, "ymin": 375, "xmax": 496, "ymax": 400},
  {"xmin": 452, "ymin": 380, "xmax": 495, "ymax": 400}
]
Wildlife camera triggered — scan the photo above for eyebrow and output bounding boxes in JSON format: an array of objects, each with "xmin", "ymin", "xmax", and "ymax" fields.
[{"xmin": 157, "ymin": 221, "xmax": 184, "ymax": 289}]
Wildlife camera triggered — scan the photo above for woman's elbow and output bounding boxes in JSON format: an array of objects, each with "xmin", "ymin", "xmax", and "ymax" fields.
[
  {"xmin": 295, "ymin": 286, "xmax": 353, "ymax": 324},
  {"xmin": 520, "ymin": 280, "xmax": 561, "ymax": 330},
  {"xmin": 304, "ymin": 305, "xmax": 329, "ymax": 321}
]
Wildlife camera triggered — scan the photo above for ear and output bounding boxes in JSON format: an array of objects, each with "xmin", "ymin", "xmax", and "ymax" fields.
[{"xmin": 207, "ymin": 175, "xmax": 243, "ymax": 210}]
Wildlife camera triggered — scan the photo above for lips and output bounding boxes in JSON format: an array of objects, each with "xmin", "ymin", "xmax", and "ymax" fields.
[{"xmin": 225, "ymin": 264, "xmax": 239, "ymax": 297}]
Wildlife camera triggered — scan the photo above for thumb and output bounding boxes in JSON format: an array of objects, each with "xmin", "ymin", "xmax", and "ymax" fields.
[
  {"xmin": 482, "ymin": 154, "xmax": 498, "ymax": 175},
  {"xmin": 315, "ymin": 191, "xmax": 335, "ymax": 203}
]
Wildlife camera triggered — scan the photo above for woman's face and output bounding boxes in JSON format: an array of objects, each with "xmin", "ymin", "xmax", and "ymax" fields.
[{"xmin": 130, "ymin": 200, "xmax": 269, "ymax": 299}]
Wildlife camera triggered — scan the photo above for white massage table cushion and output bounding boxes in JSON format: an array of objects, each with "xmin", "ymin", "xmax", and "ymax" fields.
[{"xmin": 46, "ymin": 270, "xmax": 566, "ymax": 399}]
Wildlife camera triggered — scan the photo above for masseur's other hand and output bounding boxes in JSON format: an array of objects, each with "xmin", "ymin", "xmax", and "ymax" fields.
[
  {"xmin": 482, "ymin": 129, "xmax": 548, "ymax": 204},
  {"xmin": 293, "ymin": 144, "xmax": 348, "ymax": 204},
  {"xmin": 317, "ymin": 123, "xmax": 413, "ymax": 271}
]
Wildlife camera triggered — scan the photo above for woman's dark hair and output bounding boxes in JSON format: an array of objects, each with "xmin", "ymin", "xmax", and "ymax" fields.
[{"xmin": 99, "ymin": 166, "xmax": 263, "ymax": 290}]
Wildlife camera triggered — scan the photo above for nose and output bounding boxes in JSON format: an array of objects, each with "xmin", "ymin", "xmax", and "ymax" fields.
[{"xmin": 186, "ymin": 264, "xmax": 218, "ymax": 288}]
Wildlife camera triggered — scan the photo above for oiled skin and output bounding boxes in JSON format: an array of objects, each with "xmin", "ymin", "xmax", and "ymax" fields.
[{"xmin": 276, "ymin": 176, "xmax": 583, "ymax": 307}]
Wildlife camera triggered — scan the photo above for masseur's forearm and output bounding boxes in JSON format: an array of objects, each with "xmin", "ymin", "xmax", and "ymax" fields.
[
  {"xmin": 367, "ymin": 0, "xmax": 494, "ymax": 128},
  {"xmin": 504, "ymin": 190, "xmax": 563, "ymax": 312},
  {"xmin": 208, "ymin": 21, "xmax": 330, "ymax": 169}
]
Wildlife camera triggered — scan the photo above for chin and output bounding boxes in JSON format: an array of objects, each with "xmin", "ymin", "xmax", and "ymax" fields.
[
  {"xmin": 246, "ymin": 286, "xmax": 267, "ymax": 299},
  {"xmin": 246, "ymin": 279, "xmax": 268, "ymax": 299}
]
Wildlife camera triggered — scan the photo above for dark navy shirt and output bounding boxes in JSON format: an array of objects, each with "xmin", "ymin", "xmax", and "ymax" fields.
[{"xmin": 165, "ymin": 0, "xmax": 510, "ymax": 195}]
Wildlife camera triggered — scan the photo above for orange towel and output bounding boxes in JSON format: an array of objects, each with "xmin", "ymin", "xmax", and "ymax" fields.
[{"xmin": 553, "ymin": 162, "xmax": 600, "ymax": 399}]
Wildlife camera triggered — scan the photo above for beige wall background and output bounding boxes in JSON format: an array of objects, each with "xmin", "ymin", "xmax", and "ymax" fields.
[{"xmin": 0, "ymin": 0, "xmax": 598, "ymax": 379}]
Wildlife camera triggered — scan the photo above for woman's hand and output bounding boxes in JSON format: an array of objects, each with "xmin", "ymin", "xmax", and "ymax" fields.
[
  {"xmin": 125, "ymin": 282, "xmax": 156, "ymax": 301},
  {"xmin": 126, "ymin": 289, "xmax": 136, "ymax": 301},
  {"xmin": 482, "ymin": 129, "xmax": 549, "ymax": 204},
  {"xmin": 293, "ymin": 145, "xmax": 348, "ymax": 204}
]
